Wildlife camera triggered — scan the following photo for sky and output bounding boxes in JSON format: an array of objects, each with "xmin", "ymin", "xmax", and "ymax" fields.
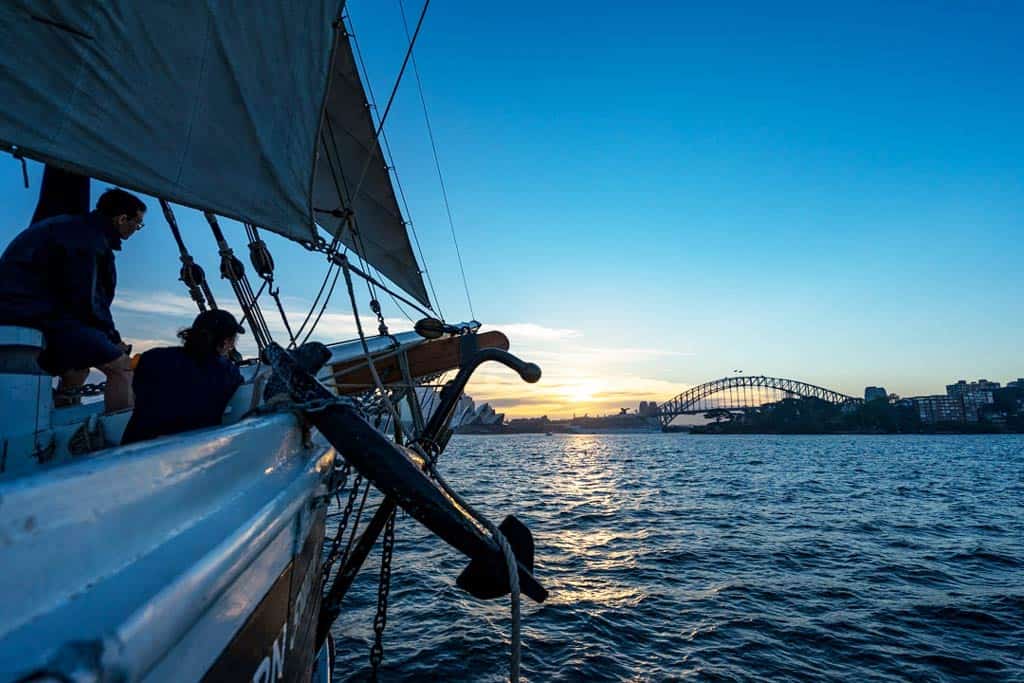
[{"xmin": 1, "ymin": 1, "xmax": 1022, "ymax": 419}]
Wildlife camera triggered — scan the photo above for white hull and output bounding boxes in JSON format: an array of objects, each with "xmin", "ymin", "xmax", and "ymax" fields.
[
  {"xmin": 0, "ymin": 413, "xmax": 333, "ymax": 682},
  {"xmin": 0, "ymin": 327, "xmax": 483, "ymax": 681}
]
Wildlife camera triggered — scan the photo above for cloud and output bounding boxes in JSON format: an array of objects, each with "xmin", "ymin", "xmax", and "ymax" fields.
[
  {"xmin": 465, "ymin": 360, "xmax": 692, "ymax": 419},
  {"xmin": 122, "ymin": 337, "xmax": 177, "ymax": 353},
  {"xmin": 113, "ymin": 288, "xmax": 414, "ymax": 352},
  {"xmin": 114, "ymin": 291, "xmax": 197, "ymax": 316},
  {"xmin": 481, "ymin": 322, "xmax": 581, "ymax": 342},
  {"xmin": 110, "ymin": 292, "xmax": 690, "ymax": 419}
]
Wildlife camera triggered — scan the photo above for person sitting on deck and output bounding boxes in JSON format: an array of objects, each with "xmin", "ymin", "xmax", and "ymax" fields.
[
  {"xmin": 121, "ymin": 309, "xmax": 245, "ymax": 445},
  {"xmin": 0, "ymin": 187, "xmax": 146, "ymax": 412}
]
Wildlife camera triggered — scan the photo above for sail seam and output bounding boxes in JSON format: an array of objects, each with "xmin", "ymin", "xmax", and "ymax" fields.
[
  {"xmin": 174, "ymin": 12, "xmax": 215, "ymax": 187},
  {"xmin": 308, "ymin": 3, "xmax": 351, "ymax": 242},
  {"xmin": 346, "ymin": 17, "xmax": 443, "ymax": 318}
]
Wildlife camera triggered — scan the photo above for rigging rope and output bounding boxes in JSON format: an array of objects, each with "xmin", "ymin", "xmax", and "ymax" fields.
[
  {"xmin": 344, "ymin": 0, "xmax": 432, "ymax": 232},
  {"xmin": 159, "ymin": 200, "xmax": 216, "ymax": 312},
  {"xmin": 291, "ymin": 263, "xmax": 337, "ymax": 346},
  {"xmin": 396, "ymin": 0, "xmax": 475, "ymax": 320},
  {"xmin": 299, "ymin": 265, "xmax": 342, "ymax": 346},
  {"xmin": 204, "ymin": 212, "xmax": 272, "ymax": 350},
  {"xmin": 415, "ymin": 447, "xmax": 522, "ymax": 681},
  {"xmin": 245, "ymin": 224, "xmax": 297, "ymax": 347},
  {"xmin": 304, "ymin": 3, "xmax": 438, "ymax": 342},
  {"xmin": 339, "ymin": 255, "xmax": 403, "ymax": 429},
  {"xmin": 347, "ymin": 13, "xmax": 444, "ymax": 320}
]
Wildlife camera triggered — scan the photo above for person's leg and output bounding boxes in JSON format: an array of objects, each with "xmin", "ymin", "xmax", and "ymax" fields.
[
  {"xmin": 39, "ymin": 320, "xmax": 131, "ymax": 411},
  {"xmin": 54, "ymin": 367, "xmax": 89, "ymax": 407},
  {"xmin": 99, "ymin": 353, "xmax": 133, "ymax": 413}
]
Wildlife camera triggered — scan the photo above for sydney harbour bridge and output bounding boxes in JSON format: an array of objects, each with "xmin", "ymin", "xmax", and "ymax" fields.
[{"xmin": 654, "ymin": 375, "xmax": 859, "ymax": 429}]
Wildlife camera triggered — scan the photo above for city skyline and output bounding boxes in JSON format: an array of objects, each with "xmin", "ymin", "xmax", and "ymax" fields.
[{"xmin": 1, "ymin": 1, "xmax": 1021, "ymax": 419}]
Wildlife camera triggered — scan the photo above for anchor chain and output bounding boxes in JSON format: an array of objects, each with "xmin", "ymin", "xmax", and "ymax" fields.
[
  {"xmin": 369, "ymin": 509, "xmax": 396, "ymax": 680},
  {"xmin": 321, "ymin": 470, "xmax": 364, "ymax": 590},
  {"xmin": 56, "ymin": 381, "xmax": 107, "ymax": 398}
]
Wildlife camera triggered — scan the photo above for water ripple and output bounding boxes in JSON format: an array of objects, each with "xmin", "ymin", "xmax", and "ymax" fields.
[{"xmin": 332, "ymin": 434, "xmax": 1024, "ymax": 681}]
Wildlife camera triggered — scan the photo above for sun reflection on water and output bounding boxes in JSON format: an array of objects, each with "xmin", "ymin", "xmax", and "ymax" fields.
[{"xmin": 530, "ymin": 435, "xmax": 653, "ymax": 609}]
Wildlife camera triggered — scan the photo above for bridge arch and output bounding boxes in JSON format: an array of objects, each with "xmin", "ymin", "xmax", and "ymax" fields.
[{"xmin": 657, "ymin": 375, "xmax": 857, "ymax": 427}]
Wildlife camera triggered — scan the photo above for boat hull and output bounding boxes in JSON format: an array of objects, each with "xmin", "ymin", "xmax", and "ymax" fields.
[
  {"xmin": 200, "ymin": 505, "xmax": 326, "ymax": 683},
  {"xmin": 0, "ymin": 413, "xmax": 335, "ymax": 682}
]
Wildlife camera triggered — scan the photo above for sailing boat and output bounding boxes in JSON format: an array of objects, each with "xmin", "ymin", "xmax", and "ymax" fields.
[{"xmin": 0, "ymin": 3, "xmax": 546, "ymax": 681}]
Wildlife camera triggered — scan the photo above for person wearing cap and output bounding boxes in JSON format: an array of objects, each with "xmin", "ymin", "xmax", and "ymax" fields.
[{"xmin": 121, "ymin": 310, "xmax": 245, "ymax": 445}]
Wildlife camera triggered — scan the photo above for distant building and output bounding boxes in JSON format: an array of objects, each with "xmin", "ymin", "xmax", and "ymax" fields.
[
  {"xmin": 864, "ymin": 386, "xmax": 888, "ymax": 402},
  {"xmin": 638, "ymin": 401, "xmax": 661, "ymax": 417},
  {"xmin": 473, "ymin": 403, "xmax": 504, "ymax": 426},
  {"xmin": 912, "ymin": 395, "xmax": 965, "ymax": 424},
  {"xmin": 457, "ymin": 402, "xmax": 504, "ymax": 427},
  {"xmin": 946, "ymin": 379, "xmax": 1000, "ymax": 422},
  {"xmin": 947, "ymin": 379, "xmax": 1001, "ymax": 396},
  {"xmin": 1007, "ymin": 378, "xmax": 1024, "ymax": 389}
]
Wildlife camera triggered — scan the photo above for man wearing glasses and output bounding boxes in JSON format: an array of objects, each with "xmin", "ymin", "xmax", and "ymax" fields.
[{"xmin": 0, "ymin": 185, "xmax": 146, "ymax": 413}]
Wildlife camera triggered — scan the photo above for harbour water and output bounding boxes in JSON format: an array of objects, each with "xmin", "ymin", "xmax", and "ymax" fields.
[{"xmin": 332, "ymin": 434, "xmax": 1024, "ymax": 681}]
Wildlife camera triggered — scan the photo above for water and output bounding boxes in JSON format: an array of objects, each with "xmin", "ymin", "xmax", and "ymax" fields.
[{"xmin": 331, "ymin": 434, "xmax": 1024, "ymax": 681}]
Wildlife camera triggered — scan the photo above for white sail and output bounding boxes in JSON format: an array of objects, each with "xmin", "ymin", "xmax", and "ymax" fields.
[
  {"xmin": 0, "ymin": 2, "xmax": 431, "ymax": 308},
  {"xmin": 313, "ymin": 33, "xmax": 431, "ymax": 307}
]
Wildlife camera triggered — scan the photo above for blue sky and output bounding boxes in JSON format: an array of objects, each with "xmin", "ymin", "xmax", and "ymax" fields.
[{"xmin": 1, "ymin": 1, "xmax": 1021, "ymax": 417}]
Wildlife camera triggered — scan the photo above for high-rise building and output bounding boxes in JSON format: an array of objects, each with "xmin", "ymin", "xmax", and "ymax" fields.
[
  {"xmin": 638, "ymin": 400, "xmax": 661, "ymax": 417},
  {"xmin": 947, "ymin": 379, "xmax": 1001, "ymax": 396},
  {"xmin": 912, "ymin": 395, "xmax": 965, "ymax": 424},
  {"xmin": 946, "ymin": 379, "xmax": 999, "ymax": 422},
  {"xmin": 864, "ymin": 386, "xmax": 888, "ymax": 402}
]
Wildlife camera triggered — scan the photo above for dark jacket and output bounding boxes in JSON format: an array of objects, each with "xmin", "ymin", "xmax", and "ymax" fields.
[
  {"xmin": 121, "ymin": 347, "xmax": 244, "ymax": 445},
  {"xmin": 0, "ymin": 211, "xmax": 122, "ymax": 342}
]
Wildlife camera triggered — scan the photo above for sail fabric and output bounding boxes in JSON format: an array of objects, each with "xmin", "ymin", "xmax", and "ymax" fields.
[
  {"xmin": 0, "ymin": 1, "xmax": 338, "ymax": 244},
  {"xmin": 313, "ymin": 34, "xmax": 431, "ymax": 308}
]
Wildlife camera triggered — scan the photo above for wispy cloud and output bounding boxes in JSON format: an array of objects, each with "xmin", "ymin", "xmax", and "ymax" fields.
[
  {"xmin": 466, "ymin": 361, "xmax": 691, "ymax": 419},
  {"xmin": 114, "ymin": 291, "xmax": 197, "ymax": 316},
  {"xmin": 481, "ymin": 322, "xmax": 581, "ymax": 342},
  {"xmin": 113, "ymin": 288, "xmax": 413, "ymax": 354},
  {"xmin": 122, "ymin": 337, "xmax": 177, "ymax": 353},
  {"xmin": 111, "ymin": 291, "xmax": 690, "ymax": 418}
]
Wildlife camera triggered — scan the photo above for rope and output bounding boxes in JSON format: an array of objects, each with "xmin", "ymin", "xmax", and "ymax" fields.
[
  {"xmin": 300, "ymin": 265, "xmax": 342, "ymax": 346},
  {"xmin": 344, "ymin": 0, "xmax": 431, "ymax": 226},
  {"xmin": 416, "ymin": 447, "xmax": 522, "ymax": 682},
  {"xmin": 311, "ymin": 5, "xmax": 441, "ymax": 332},
  {"xmin": 204, "ymin": 212, "xmax": 273, "ymax": 349},
  {"xmin": 347, "ymin": 12, "xmax": 444, "ymax": 320},
  {"xmin": 396, "ymin": 0, "xmax": 475, "ymax": 320},
  {"xmin": 245, "ymin": 224, "xmax": 297, "ymax": 347},
  {"xmin": 334, "ymin": 252, "xmax": 435, "ymax": 319},
  {"xmin": 340, "ymin": 255, "xmax": 403, "ymax": 429},
  {"xmin": 346, "ymin": 0, "xmax": 430, "ymax": 204},
  {"xmin": 292, "ymin": 259, "xmax": 339, "ymax": 346},
  {"xmin": 159, "ymin": 200, "xmax": 216, "ymax": 312}
]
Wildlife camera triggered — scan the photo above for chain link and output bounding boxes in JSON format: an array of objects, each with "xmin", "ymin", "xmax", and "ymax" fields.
[
  {"xmin": 321, "ymin": 471, "xmax": 363, "ymax": 590},
  {"xmin": 57, "ymin": 382, "xmax": 107, "ymax": 398},
  {"xmin": 369, "ymin": 510, "xmax": 396, "ymax": 680}
]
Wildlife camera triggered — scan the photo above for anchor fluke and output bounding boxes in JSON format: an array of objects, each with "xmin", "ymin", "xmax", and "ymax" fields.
[{"xmin": 456, "ymin": 515, "xmax": 543, "ymax": 601}]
